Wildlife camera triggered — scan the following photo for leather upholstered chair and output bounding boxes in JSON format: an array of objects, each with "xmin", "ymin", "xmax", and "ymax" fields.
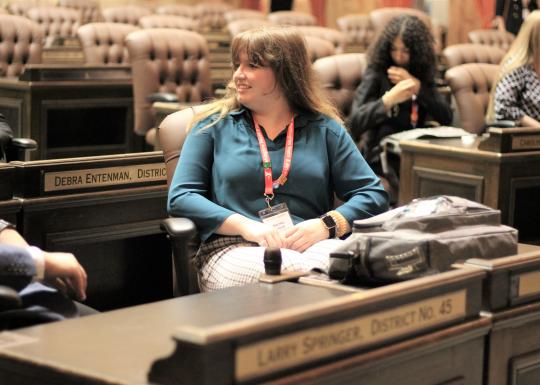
[
  {"xmin": 139, "ymin": 15, "xmax": 199, "ymax": 31},
  {"xmin": 155, "ymin": 4, "xmax": 197, "ymax": 19},
  {"xmin": 158, "ymin": 105, "xmax": 209, "ymax": 296},
  {"xmin": 312, "ymin": 53, "xmax": 367, "ymax": 119},
  {"xmin": 336, "ymin": 14, "xmax": 375, "ymax": 53},
  {"xmin": 6, "ymin": 0, "xmax": 39, "ymax": 17},
  {"xmin": 102, "ymin": 5, "xmax": 151, "ymax": 26},
  {"xmin": 442, "ymin": 43, "xmax": 505, "ymax": 69},
  {"xmin": 296, "ymin": 26, "xmax": 347, "ymax": 54},
  {"xmin": 0, "ymin": 14, "xmax": 43, "ymax": 78},
  {"xmin": 369, "ymin": 7, "xmax": 432, "ymax": 33},
  {"xmin": 125, "ymin": 28, "xmax": 213, "ymax": 148},
  {"xmin": 304, "ymin": 36, "xmax": 335, "ymax": 62},
  {"xmin": 227, "ymin": 18, "xmax": 274, "ymax": 37},
  {"xmin": 194, "ymin": 2, "xmax": 233, "ymax": 32},
  {"xmin": 57, "ymin": 0, "xmax": 101, "ymax": 25},
  {"xmin": 77, "ymin": 22, "xmax": 139, "ymax": 65},
  {"xmin": 468, "ymin": 29, "xmax": 515, "ymax": 51},
  {"xmin": 224, "ymin": 9, "xmax": 266, "ymax": 23},
  {"xmin": 26, "ymin": 6, "xmax": 81, "ymax": 46},
  {"xmin": 0, "ymin": 8, "xmax": 7, "ymax": 14},
  {"xmin": 268, "ymin": 10, "xmax": 316, "ymax": 26},
  {"xmin": 444, "ymin": 63, "xmax": 500, "ymax": 134}
]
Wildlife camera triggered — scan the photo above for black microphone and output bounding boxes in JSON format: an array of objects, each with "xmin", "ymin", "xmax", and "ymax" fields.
[{"xmin": 263, "ymin": 247, "xmax": 282, "ymax": 275}]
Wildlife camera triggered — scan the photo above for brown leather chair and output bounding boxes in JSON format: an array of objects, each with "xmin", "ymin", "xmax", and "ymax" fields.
[
  {"xmin": 444, "ymin": 63, "xmax": 499, "ymax": 134},
  {"xmin": 126, "ymin": 28, "xmax": 213, "ymax": 147},
  {"xmin": 26, "ymin": 6, "xmax": 81, "ymax": 45},
  {"xmin": 227, "ymin": 18, "xmax": 274, "ymax": 37},
  {"xmin": 336, "ymin": 14, "xmax": 375, "ymax": 53},
  {"xmin": 155, "ymin": 4, "xmax": 197, "ymax": 19},
  {"xmin": 312, "ymin": 53, "xmax": 367, "ymax": 119},
  {"xmin": 224, "ymin": 9, "xmax": 266, "ymax": 23},
  {"xmin": 0, "ymin": 14, "xmax": 43, "ymax": 78},
  {"xmin": 57, "ymin": 0, "xmax": 101, "ymax": 25},
  {"xmin": 268, "ymin": 10, "xmax": 316, "ymax": 26},
  {"xmin": 369, "ymin": 7, "xmax": 432, "ymax": 33},
  {"xmin": 442, "ymin": 43, "xmax": 505, "ymax": 69},
  {"xmin": 158, "ymin": 105, "xmax": 208, "ymax": 296},
  {"xmin": 0, "ymin": 8, "xmax": 7, "ymax": 14},
  {"xmin": 304, "ymin": 35, "xmax": 335, "ymax": 62},
  {"xmin": 468, "ymin": 29, "xmax": 515, "ymax": 51},
  {"xmin": 102, "ymin": 5, "xmax": 151, "ymax": 26},
  {"xmin": 77, "ymin": 22, "xmax": 138, "ymax": 64},
  {"xmin": 195, "ymin": 2, "xmax": 233, "ymax": 32},
  {"xmin": 6, "ymin": 0, "xmax": 39, "ymax": 16},
  {"xmin": 296, "ymin": 25, "xmax": 347, "ymax": 54},
  {"xmin": 138, "ymin": 14, "xmax": 199, "ymax": 31}
]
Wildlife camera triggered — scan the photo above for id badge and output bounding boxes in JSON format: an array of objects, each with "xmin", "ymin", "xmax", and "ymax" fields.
[{"xmin": 258, "ymin": 202, "xmax": 294, "ymax": 234}]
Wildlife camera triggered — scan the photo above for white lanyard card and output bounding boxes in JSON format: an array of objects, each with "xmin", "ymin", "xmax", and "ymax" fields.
[{"xmin": 258, "ymin": 202, "xmax": 294, "ymax": 234}]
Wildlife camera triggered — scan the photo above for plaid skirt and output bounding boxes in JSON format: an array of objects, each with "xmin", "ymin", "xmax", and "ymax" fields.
[{"xmin": 196, "ymin": 235, "xmax": 343, "ymax": 292}]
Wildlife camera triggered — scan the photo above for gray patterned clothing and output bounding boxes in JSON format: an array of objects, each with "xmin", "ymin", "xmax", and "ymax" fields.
[{"xmin": 494, "ymin": 64, "xmax": 540, "ymax": 123}]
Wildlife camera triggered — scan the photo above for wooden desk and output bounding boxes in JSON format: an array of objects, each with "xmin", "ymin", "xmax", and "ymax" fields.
[
  {"xmin": 0, "ymin": 268, "xmax": 487, "ymax": 385},
  {"xmin": 0, "ymin": 65, "xmax": 140, "ymax": 160},
  {"xmin": 0, "ymin": 163, "xmax": 20, "ymax": 225},
  {"xmin": 399, "ymin": 137, "xmax": 540, "ymax": 243},
  {"xmin": 12, "ymin": 152, "xmax": 171, "ymax": 310},
  {"xmin": 464, "ymin": 245, "xmax": 540, "ymax": 385}
]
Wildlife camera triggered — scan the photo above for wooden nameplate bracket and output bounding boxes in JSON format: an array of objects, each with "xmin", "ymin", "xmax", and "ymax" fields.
[{"xmin": 479, "ymin": 127, "xmax": 540, "ymax": 153}]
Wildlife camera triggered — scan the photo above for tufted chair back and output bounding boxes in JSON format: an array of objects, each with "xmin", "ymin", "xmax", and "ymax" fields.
[
  {"xmin": 444, "ymin": 63, "xmax": 499, "ymax": 134},
  {"xmin": 139, "ymin": 14, "xmax": 199, "ymax": 31},
  {"xmin": 336, "ymin": 14, "xmax": 375, "ymax": 53},
  {"xmin": 304, "ymin": 35, "xmax": 335, "ymax": 62},
  {"xmin": 126, "ymin": 28, "xmax": 212, "ymax": 144},
  {"xmin": 77, "ymin": 22, "xmax": 138, "ymax": 65},
  {"xmin": 26, "ymin": 6, "xmax": 81, "ymax": 44},
  {"xmin": 58, "ymin": 0, "xmax": 101, "ymax": 25},
  {"xmin": 6, "ymin": 0, "xmax": 39, "ymax": 17},
  {"xmin": 369, "ymin": 7, "xmax": 432, "ymax": 33},
  {"xmin": 296, "ymin": 26, "xmax": 347, "ymax": 54},
  {"xmin": 102, "ymin": 5, "xmax": 152, "ymax": 26},
  {"xmin": 468, "ymin": 29, "xmax": 515, "ymax": 51},
  {"xmin": 195, "ymin": 2, "xmax": 233, "ymax": 32},
  {"xmin": 312, "ymin": 53, "xmax": 367, "ymax": 119},
  {"xmin": 224, "ymin": 9, "xmax": 266, "ymax": 23},
  {"xmin": 227, "ymin": 18, "xmax": 274, "ymax": 37},
  {"xmin": 0, "ymin": 8, "xmax": 7, "ymax": 14},
  {"xmin": 268, "ymin": 10, "xmax": 316, "ymax": 26},
  {"xmin": 0, "ymin": 14, "xmax": 43, "ymax": 78},
  {"xmin": 155, "ymin": 4, "xmax": 197, "ymax": 19},
  {"xmin": 442, "ymin": 43, "xmax": 505, "ymax": 69}
]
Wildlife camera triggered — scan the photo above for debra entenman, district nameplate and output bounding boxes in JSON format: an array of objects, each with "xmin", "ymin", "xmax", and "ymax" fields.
[{"xmin": 51, "ymin": 166, "xmax": 167, "ymax": 188}]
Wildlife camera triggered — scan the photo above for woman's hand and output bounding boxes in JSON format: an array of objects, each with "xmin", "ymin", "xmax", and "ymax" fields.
[
  {"xmin": 387, "ymin": 67, "xmax": 421, "ymax": 93},
  {"xmin": 382, "ymin": 78, "xmax": 417, "ymax": 108},
  {"xmin": 284, "ymin": 219, "xmax": 328, "ymax": 252},
  {"xmin": 240, "ymin": 221, "xmax": 286, "ymax": 248}
]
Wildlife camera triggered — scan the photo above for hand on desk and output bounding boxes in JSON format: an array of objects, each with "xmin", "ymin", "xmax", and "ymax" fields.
[{"xmin": 44, "ymin": 252, "xmax": 87, "ymax": 301}]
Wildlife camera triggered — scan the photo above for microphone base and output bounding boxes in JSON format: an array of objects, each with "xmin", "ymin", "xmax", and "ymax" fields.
[{"xmin": 259, "ymin": 271, "xmax": 307, "ymax": 284}]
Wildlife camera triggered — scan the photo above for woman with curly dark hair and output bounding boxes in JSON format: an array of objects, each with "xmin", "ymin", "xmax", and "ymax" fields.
[{"xmin": 347, "ymin": 14, "xmax": 452, "ymax": 194}]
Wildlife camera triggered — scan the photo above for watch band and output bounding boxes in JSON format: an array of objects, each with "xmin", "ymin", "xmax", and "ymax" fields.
[{"xmin": 320, "ymin": 213, "xmax": 337, "ymax": 238}]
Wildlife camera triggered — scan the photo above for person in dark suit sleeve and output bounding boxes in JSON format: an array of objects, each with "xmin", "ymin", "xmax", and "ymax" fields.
[
  {"xmin": 494, "ymin": 0, "xmax": 538, "ymax": 35},
  {"xmin": 0, "ymin": 219, "xmax": 93, "ymax": 328}
]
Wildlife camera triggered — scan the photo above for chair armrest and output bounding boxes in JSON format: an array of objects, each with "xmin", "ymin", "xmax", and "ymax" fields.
[
  {"xmin": 160, "ymin": 217, "xmax": 197, "ymax": 240},
  {"xmin": 161, "ymin": 217, "xmax": 199, "ymax": 296},
  {"xmin": 487, "ymin": 120, "xmax": 516, "ymax": 128},
  {"xmin": 147, "ymin": 92, "xmax": 179, "ymax": 103},
  {"xmin": 0, "ymin": 285, "xmax": 22, "ymax": 311},
  {"xmin": 11, "ymin": 137, "xmax": 38, "ymax": 150}
]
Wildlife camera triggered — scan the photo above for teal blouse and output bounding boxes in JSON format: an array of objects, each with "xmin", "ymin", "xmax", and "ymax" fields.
[{"xmin": 167, "ymin": 109, "xmax": 388, "ymax": 241}]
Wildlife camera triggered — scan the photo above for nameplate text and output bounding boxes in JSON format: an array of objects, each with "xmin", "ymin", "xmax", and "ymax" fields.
[
  {"xmin": 517, "ymin": 270, "xmax": 540, "ymax": 298},
  {"xmin": 235, "ymin": 290, "xmax": 466, "ymax": 381},
  {"xmin": 43, "ymin": 163, "xmax": 166, "ymax": 192},
  {"xmin": 512, "ymin": 135, "xmax": 540, "ymax": 151}
]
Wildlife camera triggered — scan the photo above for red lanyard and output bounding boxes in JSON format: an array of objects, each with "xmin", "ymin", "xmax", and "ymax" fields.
[
  {"xmin": 253, "ymin": 115, "xmax": 295, "ymax": 206},
  {"xmin": 410, "ymin": 94, "xmax": 418, "ymax": 128}
]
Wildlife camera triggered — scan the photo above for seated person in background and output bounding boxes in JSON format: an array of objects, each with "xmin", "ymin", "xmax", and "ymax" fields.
[
  {"xmin": 487, "ymin": 10, "xmax": 540, "ymax": 128},
  {"xmin": 0, "ymin": 113, "xmax": 13, "ymax": 162},
  {"xmin": 493, "ymin": 0, "xmax": 537, "ymax": 35},
  {"xmin": 168, "ymin": 26, "xmax": 388, "ymax": 292},
  {"xmin": 347, "ymin": 15, "xmax": 452, "ymax": 192},
  {"xmin": 0, "ymin": 219, "xmax": 93, "ymax": 328}
]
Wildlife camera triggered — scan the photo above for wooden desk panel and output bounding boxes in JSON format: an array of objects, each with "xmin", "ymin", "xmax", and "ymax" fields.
[
  {"xmin": 0, "ymin": 65, "xmax": 141, "ymax": 160},
  {"xmin": 399, "ymin": 138, "xmax": 540, "ymax": 244}
]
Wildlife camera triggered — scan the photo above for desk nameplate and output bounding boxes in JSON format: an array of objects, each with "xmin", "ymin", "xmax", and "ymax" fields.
[
  {"xmin": 235, "ymin": 290, "xmax": 466, "ymax": 382},
  {"xmin": 511, "ymin": 135, "xmax": 540, "ymax": 151},
  {"xmin": 513, "ymin": 270, "xmax": 540, "ymax": 299},
  {"xmin": 43, "ymin": 163, "xmax": 166, "ymax": 192}
]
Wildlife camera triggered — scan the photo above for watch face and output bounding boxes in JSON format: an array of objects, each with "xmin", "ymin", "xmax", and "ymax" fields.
[{"xmin": 321, "ymin": 215, "xmax": 336, "ymax": 229}]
